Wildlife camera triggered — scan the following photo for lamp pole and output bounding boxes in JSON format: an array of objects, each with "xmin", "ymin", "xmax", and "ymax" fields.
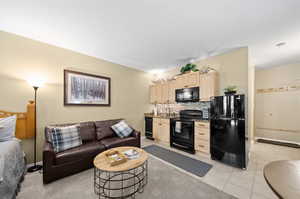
[{"xmin": 27, "ymin": 86, "xmax": 43, "ymax": 172}]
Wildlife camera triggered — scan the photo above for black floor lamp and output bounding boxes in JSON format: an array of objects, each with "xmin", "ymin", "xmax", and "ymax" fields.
[{"xmin": 27, "ymin": 80, "xmax": 43, "ymax": 172}]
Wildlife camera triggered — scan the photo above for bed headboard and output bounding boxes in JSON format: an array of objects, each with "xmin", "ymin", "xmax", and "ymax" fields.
[{"xmin": 0, "ymin": 101, "xmax": 35, "ymax": 139}]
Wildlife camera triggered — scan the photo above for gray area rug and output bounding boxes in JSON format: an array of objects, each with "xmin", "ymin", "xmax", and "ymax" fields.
[
  {"xmin": 18, "ymin": 156, "xmax": 236, "ymax": 199},
  {"xmin": 143, "ymin": 145, "xmax": 212, "ymax": 177}
]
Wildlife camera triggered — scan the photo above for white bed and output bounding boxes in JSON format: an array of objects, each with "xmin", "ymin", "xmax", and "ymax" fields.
[
  {"xmin": 0, "ymin": 101, "xmax": 35, "ymax": 199},
  {"xmin": 0, "ymin": 138, "xmax": 26, "ymax": 199}
]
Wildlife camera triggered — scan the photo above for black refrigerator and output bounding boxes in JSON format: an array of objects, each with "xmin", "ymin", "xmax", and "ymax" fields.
[{"xmin": 210, "ymin": 94, "xmax": 248, "ymax": 169}]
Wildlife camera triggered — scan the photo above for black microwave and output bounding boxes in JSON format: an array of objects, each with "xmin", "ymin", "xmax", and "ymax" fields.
[{"xmin": 175, "ymin": 87, "xmax": 200, "ymax": 103}]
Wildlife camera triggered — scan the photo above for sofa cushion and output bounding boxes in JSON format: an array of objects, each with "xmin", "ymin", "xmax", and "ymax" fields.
[
  {"xmin": 79, "ymin": 122, "xmax": 96, "ymax": 142},
  {"xmin": 100, "ymin": 137, "xmax": 137, "ymax": 149},
  {"xmin": 111, "ymin": 120, "xmax": 133, "ymax": 138},
  {"xmin": 95, "ymin": 119, "xmax": 122, "ymax": 140},
  {"xmin": 55, "ymin": 141, "xmax": 105, "ymax": 165}
]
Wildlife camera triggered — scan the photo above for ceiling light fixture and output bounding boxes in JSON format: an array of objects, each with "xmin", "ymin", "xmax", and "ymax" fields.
[{"xmin": 275, "ymin": 42, "xmax": 286, "ymax": 47}]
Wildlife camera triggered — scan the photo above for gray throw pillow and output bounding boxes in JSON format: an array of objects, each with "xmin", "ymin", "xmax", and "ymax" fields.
[{"xmin": 111, "ymin": 120, "xmax": 133, "ymax": 138}]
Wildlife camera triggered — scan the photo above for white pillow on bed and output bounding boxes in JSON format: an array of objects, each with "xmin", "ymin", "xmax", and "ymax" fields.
[{"xmin": 0, "ymin": 115, "xmax": 17, "ymax": 142}]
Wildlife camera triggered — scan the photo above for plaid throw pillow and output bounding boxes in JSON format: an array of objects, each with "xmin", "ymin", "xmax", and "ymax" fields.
[
  {"xmin": 50, "ymin": 125, "xmax": 82, "ymax": 153},
  {"xmin": 111, "ymin": 120, "xmax": 133, "ymax": 138}
]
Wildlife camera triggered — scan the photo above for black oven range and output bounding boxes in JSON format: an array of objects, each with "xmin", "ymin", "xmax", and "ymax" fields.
[{"xmin": 170, "ymin": 110, "xmax": 203, "ymax": 154}]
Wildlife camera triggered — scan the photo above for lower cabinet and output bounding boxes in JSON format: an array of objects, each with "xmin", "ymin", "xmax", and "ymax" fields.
[
  {"xmin": 194, "ymin": 122, "xmax": 210, "ymax": 155},
  {"xmin": 153, "ymin": 118, "xmax": 170, "ymax": 145}
]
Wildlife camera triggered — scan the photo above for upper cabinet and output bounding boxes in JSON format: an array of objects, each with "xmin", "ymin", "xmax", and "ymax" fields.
[
  {"xmin": 149, "ymin": 71, "xmax": 218, "ymax": 104},
  {"xmin": 150, "ymin": 82, "xmax": 169, "ymax": 104},
  {"xmin": 200, "ymin": 71, "xmax": 219, "ymax": 101},
  {"xmin": 156, "ymin": 83, "xmax": 163, "ymax": 103},
  {"xmin": 161, "ymin": 83, "xmax": 169, "ymax": 103},
  {"xmin": 188, "ymin": 72, "xmax": 200, "ymax": 87},
  {"xmin": 175, "ymin": 72, "xmax": 199, "ymax": 89},
  {"xmin": 150, "ymin": 85, "xmax": 156, "ymax": 104},
  {"xmin": 150, "ymin": 83, "xmax": 163, "ymax": 104},
  {"xmin": 168, "ymin": 80, "xmax": 176, "ymax": 103}
]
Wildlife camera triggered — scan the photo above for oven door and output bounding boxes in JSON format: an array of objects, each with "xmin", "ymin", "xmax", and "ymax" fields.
[{"xmin": 171, "ymin": 119, "xmax": 194, "ymax": 144}]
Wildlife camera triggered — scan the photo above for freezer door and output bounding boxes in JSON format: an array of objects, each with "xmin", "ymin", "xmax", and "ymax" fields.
[{"xmin": 210, "ymin": 95, "xmax": 245, "ymax": 119}]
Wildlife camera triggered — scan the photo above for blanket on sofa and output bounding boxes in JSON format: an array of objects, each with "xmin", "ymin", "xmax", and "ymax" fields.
[{"xmin": 0, "ymin": 138, "xmax": 26, "ymax": 199}]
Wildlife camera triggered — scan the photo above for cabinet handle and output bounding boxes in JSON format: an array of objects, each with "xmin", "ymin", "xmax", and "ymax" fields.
[
  {"xmin": 199, "ymin": 133, "xmax": 205, "ymax": 135},
  {"xmin": 198, "ymin": 145, "xmax": 205, "ymax": 148},
  {"xmin": 197, "ymin": 124, "xmax": 206, "ymax": 127}
]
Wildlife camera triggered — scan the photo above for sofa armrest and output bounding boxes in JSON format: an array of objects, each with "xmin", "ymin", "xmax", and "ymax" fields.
[
  {"xmin": 131, "ymin": 130, "xmax": 140, "ymax": 139},
  {"xmin": 43, "ymin": 142, "xmax": 55, "ymax": 169},
  {"xmin": 131, "ymin": 130, "xmax": 141, "ymax": 148}
]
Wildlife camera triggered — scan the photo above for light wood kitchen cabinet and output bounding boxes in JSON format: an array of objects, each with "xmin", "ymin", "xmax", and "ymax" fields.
[
  {"xmin": 175, "ymin": 75, "xmax": 186, "ymax": 89},
  {"xmin": 187, "ymin": 72, "xmax": 200, "ymax": 87},
  {"xmin": 168, "ymin": 80, "xmax": 176, "ymax": 103},
  {"xmin": 153, "ymin": 118, "xmax": 160, "ymax": 139},
  {"xmin": 155, "ymin": 83, "xmax": 163, "ymax": 103},
  {"xmin": 153, "ymin": 118, "xmax": 170, "ymax": 144},
  {"xmin": 150, "ymin": 83, "xmax": 170, "ymax": 104},
  {"xmin": 149, "ymin": 83, "xmax": 163, "ymax": 104},
  {"xmin": 175, "ymin": 72, "xmax": 200, "ymax": 89},
  {"xmin": 150, "ymin": 85, "xmax": 156, "ymax": 104},
  {"xmin": 195, "ymin": 121, "xmax": 210, "ymax": 155},
  {"xmin": 161, "ymin": 83, "xmax": 169, "ymax": 104},
  {"xmin": 200, "ymin": 71, "xmax": 219, "ymax": 101},
  {"xmin": 149, "ymin": 71, "xmax": 218, "ymax": 104}
]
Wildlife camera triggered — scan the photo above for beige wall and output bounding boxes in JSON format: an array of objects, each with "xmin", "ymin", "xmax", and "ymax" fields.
[
  {"xmin": 166, "ymin": 48, "xmax": 249, "ymax": 95},
  {"xmin": 248, "ymin": 65, "xmax": 255, "ymax": 144},
  {"xmin": 0, "ymin": 31, "xmax": 152, "ymax": 163},
  {"xmin": 255, "ymin": 63, "xmax": 300, "ymax": 143}
]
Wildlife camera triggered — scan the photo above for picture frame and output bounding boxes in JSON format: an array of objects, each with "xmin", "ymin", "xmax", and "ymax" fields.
[{"xmin": 64, "ymin": 70, "xmax": 111, "ymax": 106}]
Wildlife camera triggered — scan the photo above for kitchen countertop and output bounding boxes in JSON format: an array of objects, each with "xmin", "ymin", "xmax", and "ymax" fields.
[
  {"xmin": 144, "ymin": 113, "xmax": 210, "ymax": 123},
  {"xmin": 144, "ymin": 113, "xmax": 178, "ymax": 119},
  {"xmin": 192, "ymin": 119, "xmax": 210, "ymax": 123}
]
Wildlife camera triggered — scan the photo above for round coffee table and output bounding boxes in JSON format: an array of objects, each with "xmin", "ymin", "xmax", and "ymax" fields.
[{"xmin": 93, "ymin": 146, "xmax": 148, "ymax": 199}]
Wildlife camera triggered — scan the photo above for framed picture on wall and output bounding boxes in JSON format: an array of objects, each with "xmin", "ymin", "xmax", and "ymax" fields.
[{"xmin": 64, "ymin": 70, "xmax": 111, "ymax": 106}]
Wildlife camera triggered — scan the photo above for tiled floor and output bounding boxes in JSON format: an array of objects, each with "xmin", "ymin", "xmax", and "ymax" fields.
[{"xmin": 142, "ymin": 137, "xmax": 300, "ymax": 199}]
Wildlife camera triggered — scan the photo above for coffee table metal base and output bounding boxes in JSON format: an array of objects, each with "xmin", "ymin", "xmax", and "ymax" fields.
[{"xmin": 94, "ymin": 160, "xmax": 148, "ymax": 199}]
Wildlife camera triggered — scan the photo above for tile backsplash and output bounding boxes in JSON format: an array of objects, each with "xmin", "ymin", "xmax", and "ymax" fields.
[
  {"xmin": 177, "ymin": 101, "xmax": 211, "ymax": 111},
  {"xmin": 154, "ymin": 101, "xmax": 210, "ymax": 115}
]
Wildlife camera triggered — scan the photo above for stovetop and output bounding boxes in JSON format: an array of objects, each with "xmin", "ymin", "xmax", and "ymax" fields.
[
  {"xmin": 172, "ymin": 117, "xmax": 209, "ymax": 122},
  {"xmin": 178, "ymin": 109, "xmax": 206, "ymax": 120}
]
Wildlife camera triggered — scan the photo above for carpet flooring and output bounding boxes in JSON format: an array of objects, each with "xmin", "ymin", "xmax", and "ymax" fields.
[
  {"xmin": 143, "ymin": 145, "xmax": 212, "ymax": 177},
  {"xmin": 18, "ymin": 156, "xmax": 236, "ymax": 199}
]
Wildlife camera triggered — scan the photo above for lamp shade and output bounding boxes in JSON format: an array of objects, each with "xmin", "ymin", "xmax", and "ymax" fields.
[{"xmin": 27, "ymin": 78, "xmax": 44, "ymax": 88}]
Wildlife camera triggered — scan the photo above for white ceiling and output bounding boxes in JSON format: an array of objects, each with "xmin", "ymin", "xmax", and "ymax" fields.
[{"xmin": 1, "ymin": 0, "xmax": 300, "ymax": 71}]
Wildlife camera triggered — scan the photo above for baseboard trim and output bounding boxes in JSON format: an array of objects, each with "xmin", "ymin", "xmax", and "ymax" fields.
[
  {"xmin": 27, "ymin": 161, "xmax": 43, "ymax": 168},
  {"xmin": 255, "ymin": 137, "xmax": 300, "ymax": 148}
]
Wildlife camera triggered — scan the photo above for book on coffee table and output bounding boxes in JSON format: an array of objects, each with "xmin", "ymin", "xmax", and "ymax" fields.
[{"xmin": 123, "ymin": 149, "xmax": 140, "ymax": 160}]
